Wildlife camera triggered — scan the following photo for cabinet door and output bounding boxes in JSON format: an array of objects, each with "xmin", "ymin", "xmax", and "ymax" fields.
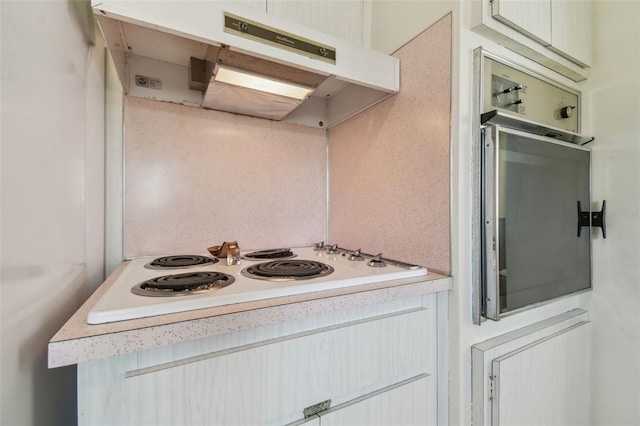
[
  {"xmin": 491, "ymin": 0, "xmax": 552, "ymax": 45},
  {"xmin": 123, "ymin": 308, "xmax": 431, "ymax": 425},
  {"xmin": 320, "ymin": 375, "xmax": 435, "ymax": 426},
  {"xmin": 266, "ymin": 0, "xmax": 366, "ymax": 46},
  {"xmin": 491, "ymin": 321, "xmax": 592, "ymax": 426},
  {"xmin": 550, "ymin": 0, "xmax": 592, "ymax": 66}
]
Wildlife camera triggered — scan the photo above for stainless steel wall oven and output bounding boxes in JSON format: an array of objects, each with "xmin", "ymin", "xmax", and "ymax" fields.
[{"xmin": 472, "ymin": 49, "xmax": 595, "ymax": 324}]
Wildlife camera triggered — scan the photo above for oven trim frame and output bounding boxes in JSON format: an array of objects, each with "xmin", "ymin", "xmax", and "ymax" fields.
[{"xmin": 481, "ymin": 125, "xmax": 499, "ymax": 320}]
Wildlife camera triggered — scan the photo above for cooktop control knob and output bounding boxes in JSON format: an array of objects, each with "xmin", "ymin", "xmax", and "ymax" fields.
[
  {"xmin": 348, "ymin": 249, "xmax": 365, "ymax": 261},
  {"xmin": 367, "ymin": 254, "xmax": 387, "ymax": 268},
  {"xmin": 314, "ymin": 241, "xmax": 325, "ymax": 251},
  {"xmin": 326, "ymin": 244, "xmax": 338, "ymax": 254},
  {"xmin": 560, "ymin": 106, "xmax": 575, "ymax": 119}
]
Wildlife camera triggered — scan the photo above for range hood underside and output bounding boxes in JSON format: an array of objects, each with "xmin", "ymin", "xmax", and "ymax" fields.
[{"xmin": 95, "ymin": 3, "xmax": 399, "ymax": 128}]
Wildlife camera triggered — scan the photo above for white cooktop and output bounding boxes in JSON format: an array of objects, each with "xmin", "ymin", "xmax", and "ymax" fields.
[{"xmin": 87, "ymin": 247, "xmax": 427, "ymax": 324}]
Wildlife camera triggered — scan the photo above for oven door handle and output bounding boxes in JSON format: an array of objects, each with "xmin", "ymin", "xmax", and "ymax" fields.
[{"xmin": 577, "ymin": 200, "xmax": 606, "ymax": 238}]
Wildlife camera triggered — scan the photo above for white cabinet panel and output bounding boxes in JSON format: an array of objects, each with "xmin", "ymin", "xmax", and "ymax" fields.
[
  {"xmin": 471, "ymin": 309, "xmax": 590, "ymax": 426},
  {"xmin": 266, "ymin": 0, "xmax": 366, "ymax": 46},
  {"xmin": 491, "ymin": 0, "xmax": 552, "ymax": 45},
  {"xmin": 288, "ymin": 416, "xmax": 321, "ymax": 426},
  {"xmin": 77, "ymin": 294, "xmax": 443, "ymax": 426},
  {"xmin": 472, "ymin": 0, "xmax": 591, "ymax": 81},
  {"xmin": 229, "ymin": 0, "xmax": 267, "ymax": 11},
  {"xmin": 320, "ymin": 375, "xmax": 436, "ymax": 426},
  {"xmin": 78, "ymin": 354, "xmax": 137, "ymax": 426},
  {"xmin": 550, "ymin": 0, "xmax": 592, "ymax": 67},
  {"xmin": 124, "ymin": 308, "xmax": 431, "ymax": 425},
  {"xmin": 492, "ymin": 321, "xmax": 592, "ymax": 425},
  {"xmin": 490, "ymin": 0, "xmax": 591, "ymax": 67}
]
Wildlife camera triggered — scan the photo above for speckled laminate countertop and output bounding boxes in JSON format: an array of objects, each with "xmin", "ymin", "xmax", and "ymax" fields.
[{"xmin": 48, "ymin": 261, "xmax": 450, "ymax": 368}]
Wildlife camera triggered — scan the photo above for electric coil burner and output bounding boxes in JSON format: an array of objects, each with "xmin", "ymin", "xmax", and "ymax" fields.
[
  {"xmin": 131, "ymin": 271, "xmax": 235, "ymax": 297},
  {"xmin": 242, "ymin": 259, "xmax": 334, "ymax": 281},
  {"xmin": 242, "ymin": 248, "xmax": 297, "ymax": 260},
  {"xmin": 144, "ymin": 255, "xmax": 217, "ymax": 270}
]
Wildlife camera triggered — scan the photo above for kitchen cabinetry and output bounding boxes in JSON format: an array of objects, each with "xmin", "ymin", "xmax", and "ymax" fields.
[
  {"xmin": 290, "ymin": 374, "xmax": 432, "ymax": 425},
  {"xmin": 491, "ymin": 0, "xmax": 552, "ymax": 46},
  {"xmin": 266, "ymin": 0, "xmax": 368, "ymax": 47},
  {"xmin": 549, "ymin": 0, "xmax": 591, "ymax": 67},
  {"xmin": 473, "ymin": 0, "xmax": 591, "ymax": 81},
  {"xmin": 78, "ymin": 294, "xmax": 440, "ymax": 425},
  {"xmin": 491, "ymin": 323, "xmax": 591, "ymax": 425},
  {"xmin": 472, "ymin": 309, "xmax": 592, "ymax": 426},
  {"xmin": 232, "ymin": 0, "xmax": 367, "ymax": 46}
]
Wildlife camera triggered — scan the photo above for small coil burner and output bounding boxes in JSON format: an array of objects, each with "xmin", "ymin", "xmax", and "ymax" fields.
[
  {"xmin": 242, "ymin": 248, "xmax": 297, "ymax": 260},
  {"xmin": 131, "ymin": 271, "xmax": 235, "ymax": 297},
  {"xmin": 241, "ymin": 259, "xmax": 334, "ymax": 281},
  {"xmin": 144, "ymin": 255, "xmax": 217, "ymax": 270}
]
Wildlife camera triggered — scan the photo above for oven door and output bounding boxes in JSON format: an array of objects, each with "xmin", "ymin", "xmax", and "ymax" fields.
[{"xmin": 482, "ymin": 124, "xmax": 592, "ymax": 320}]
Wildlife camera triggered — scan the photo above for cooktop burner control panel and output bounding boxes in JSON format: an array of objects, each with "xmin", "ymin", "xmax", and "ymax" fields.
[{"xmin": 482, "ymin": 55, "xmax": 581, "ymax": 133}]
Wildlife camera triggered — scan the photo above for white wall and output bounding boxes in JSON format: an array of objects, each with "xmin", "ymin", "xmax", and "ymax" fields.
[
  {"xmin": 0, "ymin": 1, "xmax": 106, "ymax": 424},
  {"xmin": 584, "ymin": 1, "xmax": 640, "ymax": 424}
]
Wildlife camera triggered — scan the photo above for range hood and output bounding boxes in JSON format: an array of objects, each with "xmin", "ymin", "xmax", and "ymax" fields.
[{"xmin": 92, "ymin": 0, "xmax": 400, "ymax": 128}]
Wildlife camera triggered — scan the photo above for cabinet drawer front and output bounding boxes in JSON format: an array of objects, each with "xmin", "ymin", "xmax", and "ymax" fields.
[
  {"xmin": 124, "ymin": 308, "xmax": 432, "ymax": 425},
  {"xmin": 320, "ymin": 375, "xmax": 435, "ymax": 426}
]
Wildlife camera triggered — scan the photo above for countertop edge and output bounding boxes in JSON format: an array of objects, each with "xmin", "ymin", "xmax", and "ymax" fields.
[{"xmin": 49, "ymin": 268, "xmax": 451, "ymax": 368}]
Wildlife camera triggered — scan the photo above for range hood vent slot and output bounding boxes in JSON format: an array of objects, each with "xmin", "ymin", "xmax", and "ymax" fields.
[{"xmin": 93, "ymin": 0, "xmax": 400, "ymax": 128}]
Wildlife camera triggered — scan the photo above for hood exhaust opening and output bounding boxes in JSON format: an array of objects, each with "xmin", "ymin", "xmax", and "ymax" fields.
[
  {"xmin": 202, "ymin": 77, "xmax": 307, "ymax": 121},
  {"xmin": 212, "ymin": 65, "xmax": 314, "ymax": 101},
  {"xmin": 202, "ymin": 63, "xmax": 314, "ymax": 120},
  {"xmin": 190, "ymin": 46, "xmax": 328, "ymax": 120}
]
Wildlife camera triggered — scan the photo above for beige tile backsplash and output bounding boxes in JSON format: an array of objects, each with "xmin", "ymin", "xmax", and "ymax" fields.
[
  {"xmin": 124, "ymin": 98, "xmax": 327, "ymax": 257},
  {"xmin": 328, "ymin": 15, "xmax": 452, "ymax": 274}
]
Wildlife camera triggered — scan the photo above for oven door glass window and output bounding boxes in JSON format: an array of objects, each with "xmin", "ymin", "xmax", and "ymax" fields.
[{"xmin": 482, "ymin": 126, "xmax": 591, "ymax": 320}]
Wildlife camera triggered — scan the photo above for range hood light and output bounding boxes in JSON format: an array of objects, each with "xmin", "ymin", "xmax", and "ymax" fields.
[{"xmin": 213, "ymin": 64, "xmax": 313, "ymax": 100}]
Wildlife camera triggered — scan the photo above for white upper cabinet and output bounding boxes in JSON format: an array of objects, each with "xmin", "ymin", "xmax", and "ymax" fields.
[
  {"xmin": 492, "ymin": 0, "xmax": 552, "ymax": 46},
  {"xmin": 473, "ymin": 0, "xmax": 592, "ymax": 81},
  {"xmin": 550, "ymin": 0, "xmax": 592, "ymax": 67},
  {"xmin": 241, "ymin": 0, "xmax": 268, "ymax": 9},
  {"xmin": 265, "ymin": 0, "xmax": 367, "ymax": 47}
]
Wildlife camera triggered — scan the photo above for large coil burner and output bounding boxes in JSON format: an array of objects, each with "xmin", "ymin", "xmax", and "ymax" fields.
[
  {"xmin": 144, "ymin": 255, "xmax": 217, "ymax": 270},
  {"xmin": 131, "ymin": 271, "xmax": 235, "ymax": 297},
  {"xmin": 242, "ymin": 248, "xmax": 297, "ymax": 260},
  {"xmin": 241, "ymin": 259, "xmax": 334, "ymax": 281}
]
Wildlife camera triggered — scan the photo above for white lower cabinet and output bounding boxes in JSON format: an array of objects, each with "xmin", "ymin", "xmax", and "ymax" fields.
[
  {"xmin": 290, "ymin": 375, "xmax": 433, "ymax": 426},
  {"xmin": 78, "ymin": 295, "xmax": 440, "ymax": 425},
  {"xmin": 319, "ymin": 375, "xmax": 434, "ymax": 426},
  {"xmin": 472, "ymin": 309, "xmax": 592, "ymax": 426},
  {"xmin": 491, "ymin": 322, "xmax": 591, "ymax": 425}
]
